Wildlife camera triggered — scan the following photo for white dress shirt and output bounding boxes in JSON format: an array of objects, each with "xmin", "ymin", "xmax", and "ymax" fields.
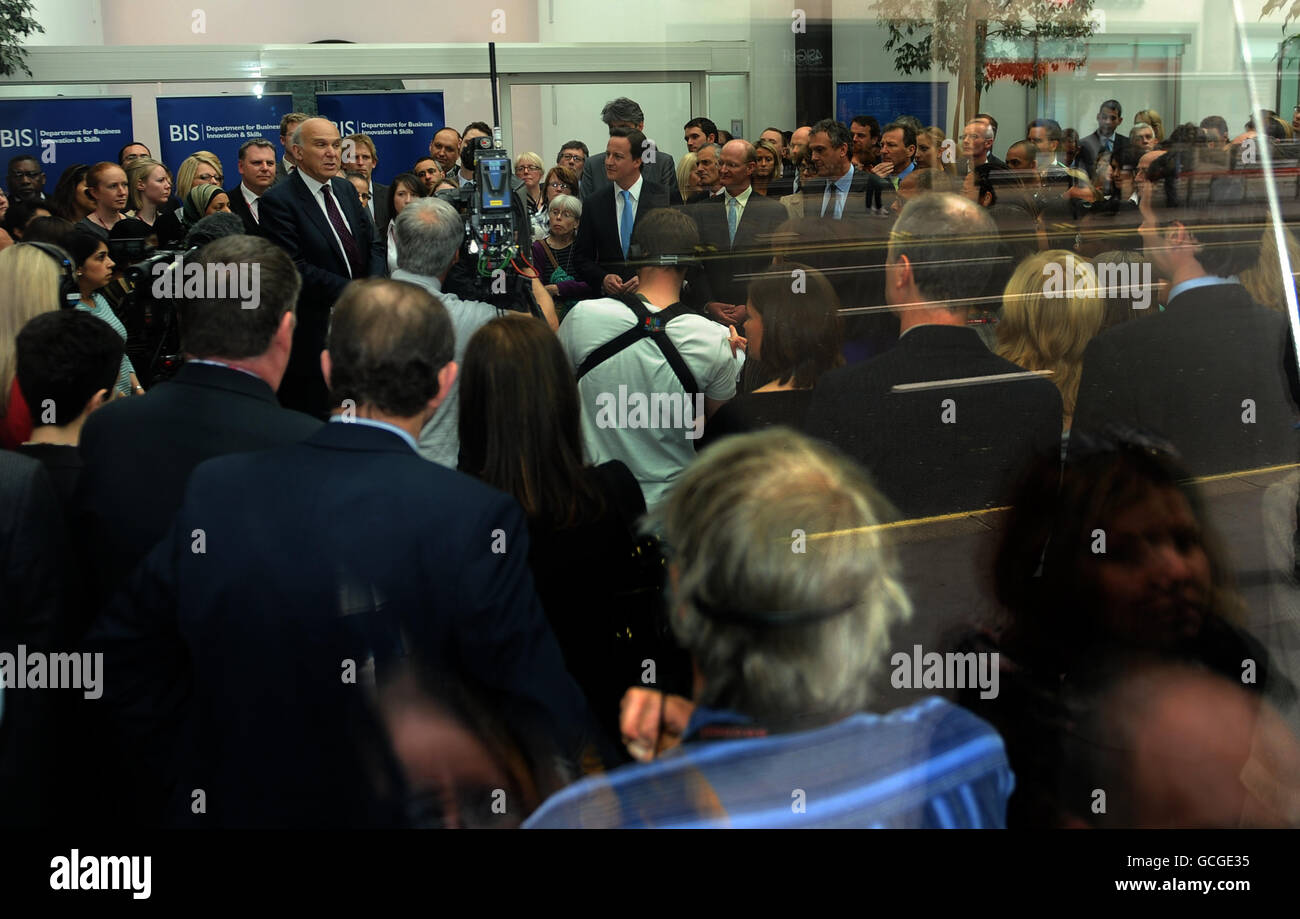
[
  {"xmin": 239, "ymin": 182, "xmax": 261, "ymax": 224},
  {"xmin": 613, "ymin": 174, "xmax": 645, "ymax": 245},
  {"xmin": 297, "ymin": 171, "xmax": 356, "ymax": 277}
]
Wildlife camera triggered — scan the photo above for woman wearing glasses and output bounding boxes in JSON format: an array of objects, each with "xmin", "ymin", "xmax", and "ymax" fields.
[
  {"xmin": 155, "ymin": 151, "xmax": 223, "ymax": 246},
  {"xmin": 514, "ymin": 152, "xmax": 547, "ymax": 240}
]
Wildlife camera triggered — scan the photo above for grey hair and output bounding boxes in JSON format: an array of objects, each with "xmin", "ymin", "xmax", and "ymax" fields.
[
  {"xmin": 289, "ymin": 116, "xmax": 333, "ymax": 150},
  {"xmin": 601, "ymin": 97, "xmax": 645, "ymax": 126},
  {"xmin": 655, "ymin": 428, "xmax": 912, "ymax": 720},
  {"xmin": 394, "ymin": 197, "xmax": 464, "ymax": 278},
  {"xmin": 889, "ymin": 192, "xmax": 999, "ymax": 311},
  {"xmin": 695, "ymin": 143, "xmax": 722, "ymax": 161},
  {"xmin": 965, "ymin": 120, "xmax": 995, "ymax": 141},
  {"xmin": 548, "ymin": 194, "xmax": 582, "ymax": 220}
]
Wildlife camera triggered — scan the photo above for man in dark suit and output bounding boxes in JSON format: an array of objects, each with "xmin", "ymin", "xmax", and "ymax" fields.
[
  {"xmin": 77, "ymin": 236, "xmax": 322, "ymax": 608},
  {"xmin": 574, "ymin": 126, "xmax": 683, "ymax": 298},
  {"xmin": 258, "ymin": 116, "xmax": 386, "ymax": 417},
  {"xmin": 1076, "ymin": 100, "xmax": 1129, "ymax": 181},
  {"xmin": 579, "ymin": 96, "xmax": 678, "ymax": 199},
  {"xmin": 690, "ymin": 139, "xmax": 788, "ymax": 328},
  {"xmin": 804, "ymin": 118, "xmax": 873, "ymax": 222},
  {"xmin": 865, "ymin": 121, "xmax": 920, "ymax": 213},
  {"xmin": 807, "ymin": 193, "xmax": 1063, "ymax": 519},
  {"xmin": 1072, "ymin": 194, "xmax": 1300, "ymax": 476},
  {"xmin": 226, "ymin": 138, "xmax": 277, "ymax": 234},
  {"xmin": 88, "ymin": 278, "xmax": 595, "ymax": 826},
  {"xmin": 273, "ymin": 112, "xmax": 307, "ymax": 186}
]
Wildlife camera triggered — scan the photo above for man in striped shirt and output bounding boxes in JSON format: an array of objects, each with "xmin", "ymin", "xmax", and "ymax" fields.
[{"xmin": 524, "ymin": 428, "xmax": 1014, "ymax": 829}]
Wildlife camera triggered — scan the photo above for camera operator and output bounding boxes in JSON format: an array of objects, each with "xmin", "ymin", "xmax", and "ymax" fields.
[{"xmin": 435, "ymin": 133, "xmax": 550, "ymax": 318}]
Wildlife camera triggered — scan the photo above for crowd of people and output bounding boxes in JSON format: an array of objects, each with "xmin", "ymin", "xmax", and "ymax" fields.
[{"xmin": 2, "ymin": 92, "xmax": 1300, "ymax": 828}]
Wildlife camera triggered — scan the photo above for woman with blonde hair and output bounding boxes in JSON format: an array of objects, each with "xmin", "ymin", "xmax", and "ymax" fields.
[
  {"xmin": 0, "ymin": 243, "xmax": 63, "ymax": 447},
  {"xmin": 1241, "ymin": 225, "xmax": 1300, "ymax": 313},
  {"xmin": 918, "ymin": 126, "xmax": 955, "ymax": 175},
  {"xmin": 125, "ymin": 157, "xmax": 173, "ymax": 228},
  {"xmin": 514, "ymin": 151, "xmax": 547, "ymax": 238},
  {"xmin": 676, "ymin": 151, "xmax": 698, "ymax": 203},
  {"xmin": 156, "ymin": 151, "xmax": 222, "ymax": 248},
  {"xmin": 996, "ymin": 250, "xmax": 1105, "ymax": 432},
  {"xmin": 752, "ymin": 138, "xmax": 783, "ymax": 196},
  {"xmin": 1134, "ymin": 109, "xmax": 1165, "ymax": 144}
]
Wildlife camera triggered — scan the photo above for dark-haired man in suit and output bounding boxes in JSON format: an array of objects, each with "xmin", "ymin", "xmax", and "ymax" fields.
[
  {"xmin": 1076, "ymin": 100, "xmax": 1129, "ymax": 181},
  {"xmin": 1071, "ymin": 191, "xmax": 1300, "ymax": 476},
  {"xmin": 258, "ymin": 116, "xmax": 386, "ymax": 417},
  {"xmin": 574, "ymin": 126, "xmax": 683, "ymax": 298},
  {"xmin": 807, "ymin": 193, "xmax": 1062, "ymax": 518},
  {"xmin": 89, "ymin": 278, "xmax": 595, "ymax": 826},
  {"xmin": 227, "ymin": 138, "xmax": 277, "ymax": 233}
]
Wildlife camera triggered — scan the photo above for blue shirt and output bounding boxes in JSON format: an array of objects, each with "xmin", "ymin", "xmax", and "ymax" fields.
[
  {"xmin": 328, "ymin": 415, "xmax": 419, "ymax": 452},
  {"xmin": 523, "ymin": 695, "xmax": 1014, "ymax": 828},
  {"xmin": 821, "ymin": 164, "xmax": 857, "ymax": 219},
  {"xmin": 1165, "ymin": 274, "xmax": 1240, "ymax": 306}
]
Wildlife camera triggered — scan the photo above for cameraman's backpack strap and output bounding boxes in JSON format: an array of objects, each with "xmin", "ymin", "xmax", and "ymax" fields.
[{"xmin": 576, "ymin": 294, "xmax": 700, "ymax": 400}]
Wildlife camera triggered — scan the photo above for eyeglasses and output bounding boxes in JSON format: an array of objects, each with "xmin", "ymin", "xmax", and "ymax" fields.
[
  {"xmin": 547, "ymin": 181, "xmax": 572, "ymax": 190},
  {"xmin": 8, "ymin": 170, "xmax": 42, "ymax": 180},
  {"xmin": 357, "ymin": 192, "xmax": 372, "ymax": 201},
  {"xmin": 515, "ymin": 165, "xmax": 542, "ymax": 174},
  {"xmin": 195, "ymin": 172, "xmax": 223, "ymax": 182},
  {"xmin": 559, "ymin": 153, "xmax": 585, "ymax": 162}
]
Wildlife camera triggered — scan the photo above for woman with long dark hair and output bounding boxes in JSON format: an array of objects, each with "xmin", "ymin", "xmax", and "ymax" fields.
[
  {"xmin": 458, "ymin": 316, "xmax": 669, "ymax": 745},
  {"xmin": 385, "ymin": 172, "xmax": 427, "ymax": 273}
]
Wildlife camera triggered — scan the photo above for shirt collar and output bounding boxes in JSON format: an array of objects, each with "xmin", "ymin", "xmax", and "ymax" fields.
[
  {"xmin": 725, "ymin": 184, "xmax": 753, "ymax": 207},
  {"xmin": 895, "ymin": 160, "xmax": 915, "ymax": 181},
  {"xmin": 1166, "ymin": 275, "xmax": 1240, "ymax": 304},
  {"xmin": 328, "ymin": 415, "xmax": 419, "ymax": 452},
  {"xmin": 186, "ymin": 358, "xmax": 267, "ymax": 382},
  {"xmin": 298, "ymin": 170, "xmax": 329, "ymax": 197},
  {"xmin": 390, "ymin": 268, "xmax": 443, "ymax": 294},
  {"xmin": 617, "ymin": 174, "xmax": 644, "ymax": 201},
  {"xmin": 833, "ymin": 163, "xmax": 855, "ymax": 193},
  {"xmin": 240, "ymin": 182, "xmax": 260, "ymax": 205}
]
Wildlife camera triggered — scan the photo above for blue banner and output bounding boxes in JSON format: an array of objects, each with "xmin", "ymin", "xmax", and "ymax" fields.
[
  {"xmin": 0, "ymin": 97, "xmax": 134, "ymax": 193},
  {"xmin": 156, "ymin": 94, "xmax": 294, "ymax": 187},
  {"xmin": 314, "ymin": 92, "xmax": 446, "ymax": 186},
  {"xmin": 836, "ymin": 82, "xmax": 948, "ymax": 132}
]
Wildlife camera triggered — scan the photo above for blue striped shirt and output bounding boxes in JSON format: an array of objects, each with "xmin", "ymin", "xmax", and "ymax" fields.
[{"xmin": 524, "ymin": 695, "xmax": 1014, "ymax": 828}]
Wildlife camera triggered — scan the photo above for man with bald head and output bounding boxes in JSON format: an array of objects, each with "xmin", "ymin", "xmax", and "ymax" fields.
[
  {"xmin": 689, "ymin": 138, "xmax": 789, "ymax": 328},
  {"xmin": 258, "ymin": 116, "xmax": 387, "ymax": 417},
  {"xmin": 788, "ymin": 125, "xmax": 813, "ymax": 192}
]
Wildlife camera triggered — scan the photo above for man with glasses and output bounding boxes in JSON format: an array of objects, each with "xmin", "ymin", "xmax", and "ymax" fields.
[
  {"xmin": 556, "ymin": 141, "xmax": 588, "ymax": 177},
  {"xmin": 6, "ymin": 155, "xmax": 47, "ymax": 204}
]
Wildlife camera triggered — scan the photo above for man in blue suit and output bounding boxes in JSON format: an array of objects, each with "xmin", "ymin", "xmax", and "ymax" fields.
[
  {"xmin": 258, "ymin": 116, "xmax": 387, "ymax": 418},
  {"xmin": 90, "ymin": 278, "xmax": 596, "ymax": 826}
]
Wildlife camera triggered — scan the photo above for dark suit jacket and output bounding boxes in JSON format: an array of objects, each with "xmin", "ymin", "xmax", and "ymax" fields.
[
  {"xmin": 371, "ymin": 181, "xmax": 391, "ymax": 234},
  {"xmin": 225, "ymin": 184, "xmax": 260, "ymax": 235},
  {"xmin": 1071, "ymin": 282, "xmax": 1300, "ymax": 476},
  {"xmin": 1077, "ymin": 131, "xmax": 1129, "ymax": 181},
  {"xmin": 258, "ymin": 170, "xmax": 386, "ymax": 416},
  {"xmin": 88, "ymin": 422, "xmax": 595, "ymax": 826},
  {"xmin": 580, "ymin": 150, "xmax": 678, "ymax": 199},
  {"xmin": 0, "ymin": 450, "xmax": 66, "ymax": 824},
  {"xmin": 803, "ymin": 165, "xmax": 875, "ymax": 225},
  {"xmin": 807, "ymin": 325, "xmax": 1063, "ymax": 518},
  {"xmin": 573, "ymin": 177, "xmax": 682, "ymax": 291},
  {"xmin": 689, "ymin": 188, "xmax": 789, "ymax": 306},
  {"xmin": 273, "ymin": 158, "xmax": 294, "ymax": 186},
  {"xmin": 76, "ymin": 362, "xmax": 322, "ymax": 607}
]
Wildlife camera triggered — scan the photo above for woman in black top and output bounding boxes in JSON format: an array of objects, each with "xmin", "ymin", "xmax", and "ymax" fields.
[
  {"xmin": 701, "ymin": 261, "xmax": 844, "ymax": 448},
  {"xmin": 459, "ymin": 315, "xmax": 677, "ymax": 746},
  {"xmin": 77, "ymin": 161, "xmax": 130, "ymax": 240}
]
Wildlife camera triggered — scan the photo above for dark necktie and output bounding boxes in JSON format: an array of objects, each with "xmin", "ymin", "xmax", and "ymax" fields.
[{"xmin": 320, "ymin": 183, "xmax": 364, "ymax": 278}]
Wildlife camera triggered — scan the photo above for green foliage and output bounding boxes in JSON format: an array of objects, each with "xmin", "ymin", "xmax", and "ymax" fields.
[
  {"xmin": 873, "ymin": 0, "xmax": 1097, "ymax": 93},
  {"xmin": 0, "ymin": 0, "xmax": 45, "ymax": 77}
]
